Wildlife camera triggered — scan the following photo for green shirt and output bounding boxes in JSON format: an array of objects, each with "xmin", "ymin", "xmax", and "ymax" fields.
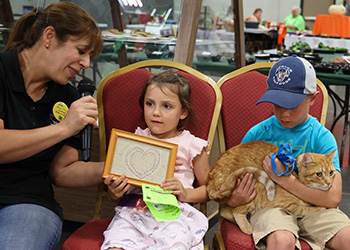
[{"xmin": 284, "ymin": 14, "xmax": 305, "ymax": 33}]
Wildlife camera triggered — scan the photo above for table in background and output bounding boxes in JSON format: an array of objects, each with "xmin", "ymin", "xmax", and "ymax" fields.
[
  {"xmin": 197, "ymin": 28, "xmax": 277, "ymax": 56},
  {"xmin": 284, "ymin": 34, "xmax": 350, "ymax": 50},
  {"xmin": 245, "ymin": 28, "xmax": 278, "ymax": 53},
  {"xmin": 313, "ymin": 15, "xmax": 350, "ymax": 38}
]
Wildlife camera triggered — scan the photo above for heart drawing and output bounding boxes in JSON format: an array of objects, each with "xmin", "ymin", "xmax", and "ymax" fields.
[{"xmin": 125, "ymin": 147, "xmax": 161, "ymax": 180}]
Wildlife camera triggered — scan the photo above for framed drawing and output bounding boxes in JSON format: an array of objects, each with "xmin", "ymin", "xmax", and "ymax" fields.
[{"xmin": 103, "ymin": 128, "xmax": 178, "ymax": 187}]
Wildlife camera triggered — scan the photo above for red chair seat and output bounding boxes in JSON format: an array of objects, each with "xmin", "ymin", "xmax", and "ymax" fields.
[
  {"xmin": 62, "ymin": 219, "xmax": 111, "ymax": 250},
  {"xmin": 220, "ymin": 219, "xmax": 311, "ymax": 250}
]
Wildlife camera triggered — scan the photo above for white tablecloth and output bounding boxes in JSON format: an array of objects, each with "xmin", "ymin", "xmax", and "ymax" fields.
[{"xmin": 284, "ymin": 34, "xmax": 350, "ymax": 50}]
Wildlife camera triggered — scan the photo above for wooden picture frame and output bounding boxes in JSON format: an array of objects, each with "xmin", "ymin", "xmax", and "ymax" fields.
[{"xmin": 103, "ymin": 128, "xmax": 178, "ymax": 187}]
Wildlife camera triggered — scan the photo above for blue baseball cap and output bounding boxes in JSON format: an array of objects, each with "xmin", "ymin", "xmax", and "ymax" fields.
[{"xmin": 256, "ymin": 55, "xmax": 317, "ymax": 109}]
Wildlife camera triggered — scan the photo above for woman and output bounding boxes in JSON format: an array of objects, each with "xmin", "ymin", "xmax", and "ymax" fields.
[
  {"xmin": 246, "ymin": 8, "xmax": 263, "ymax": 23},
  {"xmin": 0, "ymin": 2, "xmax": 104, "ymax": 250},
  {"xmin": 281, "ymin": 5, "xmax": 305, "ymax": 33}
]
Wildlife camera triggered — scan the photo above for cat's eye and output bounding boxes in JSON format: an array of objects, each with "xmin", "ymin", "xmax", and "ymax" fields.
[
  {"xmin": 330, "ymin": 170, "xmax": 334, "ymax": 175},
  {"xmin": 316, "ymin": 172, "xmax": 322, "ymax": 177}
]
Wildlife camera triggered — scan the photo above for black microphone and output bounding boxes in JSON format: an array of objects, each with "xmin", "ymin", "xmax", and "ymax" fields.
[{"xmin": 77, "ymin": 78, "xmax": 95, "ymax": 162}]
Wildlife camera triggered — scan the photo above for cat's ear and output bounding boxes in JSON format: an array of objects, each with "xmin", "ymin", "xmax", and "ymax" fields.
[
  {"xmin": 302, "ymin": 153, "xmax": 313, "ymax": 165},
  {"xmin": 327, "ymin": 150, "xmax": 337, "ymax": 161}
]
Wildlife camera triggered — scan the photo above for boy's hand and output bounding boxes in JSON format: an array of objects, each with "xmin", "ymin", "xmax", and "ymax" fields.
[
  {"xmin": 263, "ymin": 154, "xmax": 294, "ymax": 185},
  {"xmin": 227, "ymin": 173, "xmax": 256, "ymax": 207},
  {"xmin": 104, "ymin": 174, "xmax": 130, "ymax": 203},
  {"xmin": 263, "ymin": 153, "xmax": 279, "ymax": 181},
  {"xmin": 160, "ymin": 177, "xmax": 187, "ymax": 202}
]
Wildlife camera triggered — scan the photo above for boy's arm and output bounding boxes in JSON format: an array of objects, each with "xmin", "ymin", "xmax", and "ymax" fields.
[
  {"xmin": 262, "ymin": 154, "xmax": 342, "ymax": 208},
  {"xmin": 226, "ymin": 173, "xmax": 257, "ymax": 207}
]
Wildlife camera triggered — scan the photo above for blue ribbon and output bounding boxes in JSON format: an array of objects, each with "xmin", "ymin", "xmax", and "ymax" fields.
[{"xmin": 271, "ymin": 143, "xmax": 297, "ymax": 176}]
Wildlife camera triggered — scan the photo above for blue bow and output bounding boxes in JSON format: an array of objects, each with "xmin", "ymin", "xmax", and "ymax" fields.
[{"xmin": 271, "ymin": 143, "xmax": 297, "ymax": 176}]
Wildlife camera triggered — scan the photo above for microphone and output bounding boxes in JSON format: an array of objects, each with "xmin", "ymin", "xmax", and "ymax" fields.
[{"xmin": 77, "ymin": 78, "xmax": 95, "ymax": 162}]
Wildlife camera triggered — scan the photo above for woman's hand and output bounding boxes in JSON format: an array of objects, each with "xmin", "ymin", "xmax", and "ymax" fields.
[
  {"xmin": 160, "ymin": 177, "xmax": 187, "ymax": 202},
  {"xmin": 104, "ymin": 174, "xmax": 130, "ymax": 203},
  {"xmin": 285, "ymin": 25, "xmax": 297, "ymax": 30},
  {"xmin": 59, "ymin": 96, "xmax": 98, "ymax": 137},
  {"xmin": 227, "ymin": 173, "xmax": 256, "ymax": 207}
]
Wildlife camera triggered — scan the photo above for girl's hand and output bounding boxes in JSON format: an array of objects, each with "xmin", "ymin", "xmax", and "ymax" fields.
[
  {"xmin": 104, "ymin": 174, "xmax": 130, "ymax": 203},
  {"xmin": 227, "ymin": 173, "xmax": 256, "ymax": 207},
  {"xmin": 160, "ymin": 177, "xmax": 187, "ymax": 202},
  {"xmin": 174, "ymin": 159, "xmax": 183, "ymax": 172}
]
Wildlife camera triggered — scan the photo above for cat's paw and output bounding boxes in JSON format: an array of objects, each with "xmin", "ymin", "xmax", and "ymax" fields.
[
  {"xmin": 234, "ymin": 215, "xmax": 253, "ymax": 235},
  {"xmin": 240, "ymin": 225, "xmax": 253, "ymax": 235}
]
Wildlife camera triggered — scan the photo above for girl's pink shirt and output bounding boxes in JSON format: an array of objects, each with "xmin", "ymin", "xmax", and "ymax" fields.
[{"xmin": 135, "ymin": 127, "xmax": 209, "ymax": 189}]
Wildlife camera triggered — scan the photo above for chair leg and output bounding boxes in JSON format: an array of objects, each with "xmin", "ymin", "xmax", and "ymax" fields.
[{"xmin": 212, "ymin": 231, "xmax": 226, "ymax": 250}]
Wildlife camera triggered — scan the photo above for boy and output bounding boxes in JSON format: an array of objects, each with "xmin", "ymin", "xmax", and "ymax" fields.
[{"xmin": 233, "ymin": 55, "xmax": 350, "ymax": 250}]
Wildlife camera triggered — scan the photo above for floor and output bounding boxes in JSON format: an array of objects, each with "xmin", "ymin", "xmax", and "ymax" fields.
[{"xmin": 56, "ymin": 84, "xmax": 350, "ymax": 249}]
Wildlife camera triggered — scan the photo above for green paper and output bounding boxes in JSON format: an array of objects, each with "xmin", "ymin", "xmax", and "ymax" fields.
[{"xmin": 142, "ymin": 184, "xmax": 181, "ymax": 222}]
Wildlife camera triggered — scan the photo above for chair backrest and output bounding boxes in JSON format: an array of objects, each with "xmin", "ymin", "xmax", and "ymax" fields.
[
  {"xmin": 216, "ymin": 62, "xmax": 329, "ymax": 153},
  {"xmin": 95, "ymin": 59, "xmax": 222, "ymax": 218}
]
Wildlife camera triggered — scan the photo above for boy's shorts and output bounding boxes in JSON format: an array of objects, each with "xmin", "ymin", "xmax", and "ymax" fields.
[{"xmin": 250, "ymin": 207, "xmax": 350, "ymax": 250}]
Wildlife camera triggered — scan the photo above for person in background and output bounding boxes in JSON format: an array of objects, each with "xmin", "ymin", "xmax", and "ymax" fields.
[
  {"xmin": 0, "ymin": 2, "xmax": 105, "ymax": 250},
  {"xmin": 246, "ymin": 8, "xmax": 263, "ymax": 23},
  {"xmin": 280, "ymin": 5, "xmax": 305, "ymax": 33}
]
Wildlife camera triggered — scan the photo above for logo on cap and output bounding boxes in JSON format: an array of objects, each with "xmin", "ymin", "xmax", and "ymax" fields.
[{"xmin": 273, "ymin": 65, "xmax": 292, "ymax": 85}]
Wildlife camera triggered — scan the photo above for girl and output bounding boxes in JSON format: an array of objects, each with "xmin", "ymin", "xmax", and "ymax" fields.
[{"xmin": 102, "ymin": 70, "xmax": 210, "ymax": 250}]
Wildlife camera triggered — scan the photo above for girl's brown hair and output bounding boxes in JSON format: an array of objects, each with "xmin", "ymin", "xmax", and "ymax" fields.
[
  {"xmin": 5, "ymin": 2, "xmax": 103, "ymax": 58},
  {"xmin": 139, "ymin": 70, "xmax": 197, "ymax": 131}
]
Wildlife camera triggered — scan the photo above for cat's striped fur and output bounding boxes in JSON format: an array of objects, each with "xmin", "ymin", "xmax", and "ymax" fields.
[{"xmin": 207, "ymin": 140, "xmax": 336, "ymax": 234}]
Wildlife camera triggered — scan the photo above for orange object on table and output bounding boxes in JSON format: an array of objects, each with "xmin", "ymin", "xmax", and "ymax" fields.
[
  {"xmin": 277, "ymin": 25, "xmax": 286, "ymax": 45},
  {"xmin": 313, "ymin": 14, "xmax": 350, "ymax": 38}
]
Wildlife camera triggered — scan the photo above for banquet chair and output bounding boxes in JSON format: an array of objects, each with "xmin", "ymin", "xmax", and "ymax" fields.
[
  {"xmin": 211, "ymin": 62, "xmax": 329, "ymax": 250},
  {"xmin": 62, "ymin": 59, "xmax": 222, "ymax": 250}
]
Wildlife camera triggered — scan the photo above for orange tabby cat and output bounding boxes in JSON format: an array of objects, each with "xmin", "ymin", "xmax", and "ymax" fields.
[{"xmin": 207, "ymin": 140, "xmax": 336, "ymax": 235}]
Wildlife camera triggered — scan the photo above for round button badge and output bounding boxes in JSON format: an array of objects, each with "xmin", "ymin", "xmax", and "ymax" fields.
[{"xmin": 53, "ymin": 102, "xmax": 68, "ymax": 122}]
